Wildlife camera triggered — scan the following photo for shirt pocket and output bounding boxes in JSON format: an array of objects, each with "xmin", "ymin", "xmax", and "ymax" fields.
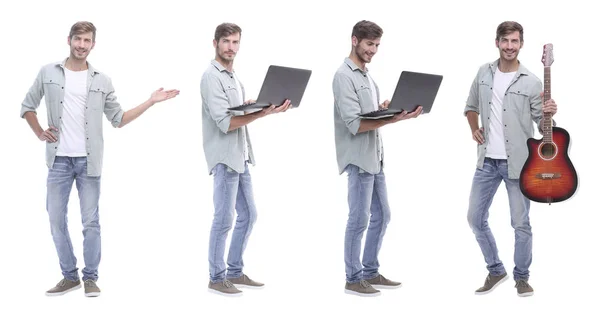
[
  {"xmin": 356, "ymin": 85, "xmax": 374, "ymax": 112},
  {"xmin": 42, "ymin": 78, "xmax": 62, "ymax": 104},
  {"xmin": 506, "ymin": 89, "xmax": 530, "ymax": 115},
  {"xmin": 223, "ymin": 85, "xmax": 240, "ymax": 106},
  {"xmin": 88, "ymin": 84, "xmax": 108, "ymax": 111}
]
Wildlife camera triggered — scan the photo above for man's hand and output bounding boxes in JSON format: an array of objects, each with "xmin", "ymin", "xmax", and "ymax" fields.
[
  {"xmin": 257, "ymin": 99, "xmax": 292, "ymax": 118},
  {"xmin": 39, "ymin": 126, "xmax": 59, "ymax": 143},
  {"xmin": 150, "ymin": 87, "xmax": 180, "ymax": 104},
  {"xmin": 386, "ymin": 106, "xmax": 423, "ymax": 123},
  {"xmin": 379, "ymin": 100, "xmax": 390, "ymax": 109},
  {"xmin": 472, "ymin": 127, "xmax": 485, "ymax": 144},
  {"xmin": 541, "ymin": 93, "xmax": 557, "ymax": 116}
]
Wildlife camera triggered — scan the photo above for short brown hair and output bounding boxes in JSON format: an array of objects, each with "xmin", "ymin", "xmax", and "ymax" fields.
[
  {"xmin": 496, "ymin": 21, "xmax": 523, "ymax": 42},
  {"xmin": 69, "ymin": 21, "xmax": 96, "ymax": 42},
  {"xmin": 352, "ymin": 20, "xmax": 383, "ymax": 42},
  {"xmin": 214, "ymin": 23, "xmax": 242, "ymax": 42}
]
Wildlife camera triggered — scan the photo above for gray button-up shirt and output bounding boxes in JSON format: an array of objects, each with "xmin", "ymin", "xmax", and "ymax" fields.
[
  {"xmin": 201, "ymin": 60, "xmax": 254, "ymax": 174},
  {"xmin": 20, "ymin": 59, "xmax": 124, "ymax": 177},
  {"xmin": 464, "ymin": 59, "xmax": 555, "ymax": 179},
  {"xmin": 333, "ymin": 57, "xmax": 383, "ymax": 175}
]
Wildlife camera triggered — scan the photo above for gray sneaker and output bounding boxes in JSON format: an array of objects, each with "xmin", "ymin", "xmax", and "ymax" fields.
[
  {"xmin": 228, "ymin": 274, "xmax": 264, "ymax": 289},
  {"xmin": 208, "ymin": 280, "xmax": 242, "ymax": 297},
  {"xmin": 475, "ymin": 273, "xmax": 508, "ymax": 295},
  {"xmin": 365, "ymin": 274, "xmax": 402, "ymax": 289},
  {"xmin": 344, "ymin": 280, "xmax": 381, "ymax": 297},
  {"xmin": 45, "ymin": 278, "xmax": 81, "ymax": 296},
  {"xmin": 515, "ymin": 280, "xmax": 534, "ymax": 297},
  {"xmin": 84, "ymin": 280, "xmax": 101, "ymax": 297}
]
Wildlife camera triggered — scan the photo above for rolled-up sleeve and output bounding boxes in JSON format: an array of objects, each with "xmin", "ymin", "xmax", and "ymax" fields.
[
  {"xmin": 464, "ymin": 75, "xmax": 480, "ymax": 116},
  {"xmin": 20, "ymin": 67, "xmax": 44, "ymax": 118},
  {"xmin": 333, "ymin": 73, "xmax": 361, "ymax": 135},
  {"xmin": 201, "ymin": 73, "xmax": 232, "ymax": 134},
  {"xmin": 104, "ymin": 79, "xmax": 124, "ymax": 128}
]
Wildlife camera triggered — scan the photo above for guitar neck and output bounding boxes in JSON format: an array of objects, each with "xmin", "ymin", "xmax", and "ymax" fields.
[{"xmin": 542, "ymin": 66, "xmax": 553, "ymax": 142}]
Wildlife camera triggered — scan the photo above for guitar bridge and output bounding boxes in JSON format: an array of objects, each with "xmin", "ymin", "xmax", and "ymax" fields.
[{"xmin": 535, "ymin": 173, "xmax": 562, "ymax": 180}]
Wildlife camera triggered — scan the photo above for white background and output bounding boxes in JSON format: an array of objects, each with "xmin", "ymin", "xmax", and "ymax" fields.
[{"xmin": 1, "ymin": 0, "xmax": 598, "ymax": 316}]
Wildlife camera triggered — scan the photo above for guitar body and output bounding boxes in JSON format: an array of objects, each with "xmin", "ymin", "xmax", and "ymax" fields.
[{"xmin": 519, "ymin": 127, "xmax": 578, "ymax": 204}]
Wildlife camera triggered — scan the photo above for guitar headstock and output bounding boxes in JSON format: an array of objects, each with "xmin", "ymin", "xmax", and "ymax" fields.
[{"xmin": 542, "ymin": 43, "xmax": 554, "ymax": 66}]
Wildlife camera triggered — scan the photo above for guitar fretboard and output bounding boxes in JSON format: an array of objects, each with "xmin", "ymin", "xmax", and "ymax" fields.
[{"xmin": 543, "ymin": 66, "xmax": 553, "ymax": 142}]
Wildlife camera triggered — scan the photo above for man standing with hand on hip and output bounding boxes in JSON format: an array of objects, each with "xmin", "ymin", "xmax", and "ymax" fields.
[
  {"xmin": 464, "ymin": 21, "xmax": 558, "ymax": 297},
  {"xmin": 20, "ymin": 21, "xmax": 179, "ymax": 297}
]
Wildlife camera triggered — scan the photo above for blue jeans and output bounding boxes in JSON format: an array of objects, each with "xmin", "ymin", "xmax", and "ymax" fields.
[
  {"xmin": 46, "ymin": 156, "xmax": 101, "ymax": 282},
  {"xmin": 208, "ymin": 163, "xmax": 257, "ymax": 283},
  {"xmin": 344, "ymin": 164, "xmax": 391, "ymax": 283},
  {"xmin": 467, "ymin": 158, "xmax": 532, "ymax": 281}
]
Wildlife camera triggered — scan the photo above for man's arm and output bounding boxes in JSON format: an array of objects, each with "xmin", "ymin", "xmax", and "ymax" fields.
[
  {"xmin": 227, "ymin": 101, "xmax": 291, "ymax": 131},
  {"xmin": 116, "ymin": 88, "xmax": 180, "ymax": 128},
  {"xmin": 466, "ymin": 111, "xmax": 484, "ymax": 144},
  {"xmin": 21, "ymin": 67, "xmax": 58, "ymax": 142},
  {"xmin": 465, "ymin": 74, "xmax": 484, "ymax": 144},
  {"xmin": 201, "ymin": 73, "xmax": 290, "ymax": 133}
]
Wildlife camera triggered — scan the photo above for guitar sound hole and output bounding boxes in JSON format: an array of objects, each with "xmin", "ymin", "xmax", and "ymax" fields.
[{"xmin": 540, "ymin": 142, "xmax": 557, "ymax": 159}]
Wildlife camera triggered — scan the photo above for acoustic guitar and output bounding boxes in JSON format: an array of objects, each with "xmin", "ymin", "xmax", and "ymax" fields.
[{"xmin": 519, "ymin": 43, "xmax": 578, "ymax": 204}]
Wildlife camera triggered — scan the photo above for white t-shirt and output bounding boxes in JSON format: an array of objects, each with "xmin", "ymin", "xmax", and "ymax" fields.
[
  {"xmin": 486, "ymin": 67, "xmax": 516, "ymax": 159},
  {"xmin": 367, "ymin": 72, "xmax": 383, "ymax": 162},
  {"xmin": 56, "ymin": 68, "xmax": 88, "ymax": 157},
  {"xmin": 233, "ymin": 72, "xmax": 249, "ymax": 162}
]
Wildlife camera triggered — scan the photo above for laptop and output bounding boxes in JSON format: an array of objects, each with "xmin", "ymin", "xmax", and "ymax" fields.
[
  {"xmin": 359, "ymin": 71, "xmax": 443, "ymax": 119},
  {"xmin": 228, "ymin": 65, "xmax": 312, "ymax": 111}
]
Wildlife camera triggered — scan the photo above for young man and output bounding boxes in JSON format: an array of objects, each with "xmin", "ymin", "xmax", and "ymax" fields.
[
  {"xmin": 332, "ymin": 20, "xmax": 423, "ymax": 297},
  {"xmin": 464, "ymin": 21, "xmax": 558, "ymax": 297},
  {"xmin": 20, "ymin": 21, "xmax": 179, "ymax": 297},
  {"xmin": 201, "ymin": 22, "xmax": 292, "ymax": 297}
]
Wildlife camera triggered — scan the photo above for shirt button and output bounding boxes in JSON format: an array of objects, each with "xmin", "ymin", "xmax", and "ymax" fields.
[{"xmin": 61, "ymin": 87, "xmax": 64, "ymax": 89}]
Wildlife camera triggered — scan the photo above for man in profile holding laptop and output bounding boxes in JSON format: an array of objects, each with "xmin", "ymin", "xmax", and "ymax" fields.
[
  {"xmin": 201, "ymin": 22, "xmax": 292, "ymax": 296},
  {"xmin": 332, "ymin": 20, "xmax": 425, "ymax": 297}
]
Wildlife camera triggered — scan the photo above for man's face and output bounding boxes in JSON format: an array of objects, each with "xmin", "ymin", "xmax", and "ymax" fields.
[
  {"xmin": 214, "ymin": 33, "xmax": 240, "ymax": 62},
  {"xmin": 353, "ymin": 36, "xmax": 380, "ymax": 64},
  {"xmin": 496, "ymin": 31, "xmax": 523, "ymax": 62},
  {"xmin": 68, "ymin": 32, "xmax": 95, "ymax": 61}
]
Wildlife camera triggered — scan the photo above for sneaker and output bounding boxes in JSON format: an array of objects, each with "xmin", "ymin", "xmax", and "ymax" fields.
[
  {"xmin": 45, "ymin": 278, "xmax": 81, "ymax": 296},
  {"xmin": 228, "ymin": 274, "xmax": 264, "ymax": 289},
  {"xmin": 515, "ymin": 280, "xmax": 534, "ymax": 297},
  {"xmin": 475, "ymin": 273, "xmax": 508, "ymax": 295},
  {"xmin": 344, "ymin": 280, "xmax": 381, "ymax": 297},
  {"xmin": 365, "ymin": 274, "xmax": 402, "ymax": 289},
  {"xmin": 208, "ymin": 279, "xmax": 242, "ymax": 297},
  {"xmin": 84, "ymin": 280, "xmax": 101, "ymax": 297}
]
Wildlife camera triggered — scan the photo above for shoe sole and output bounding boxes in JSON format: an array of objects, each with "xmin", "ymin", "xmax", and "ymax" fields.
[
  {"xmin": 207, "ymin": 288, "xmax": 243, "ymax": 297},
  {"xmin": 344, "ymin": 289, "xmax": 381, "ymax": 297},
  {"xmin": 371, "ymin": 283, "xmax": 402, "ymax": 290},
  {"xmin": 45, "ymin": 283, "xmax": 81, "ymax": 296},
  {"xmin": 474, "ymin": 274, "xmax": 509, "ymax": 295},
  {"xmin": 233, "ymin": 284, "xmax": 265, "ymax": 289},
  {"xmin": 518, "ymin": 291, "xmax": 534, "ymax": 297},
  {"xmin": 85, "ymin": 291, "xmax": 101, "ymax": 297}
]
